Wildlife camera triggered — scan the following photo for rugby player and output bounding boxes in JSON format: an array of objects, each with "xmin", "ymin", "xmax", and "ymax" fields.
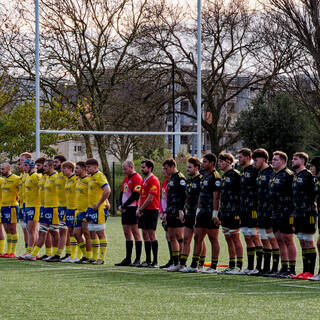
[
  {"xmin": 159, "ymin": 166, "xmax": 173, "ymax": 269},
  {"xmin": 252, "ymin": 148, "xmax": 280, "ymax": 276},
  {"xmin": 25, "ymin": 160, "xmax": 60, "ymax": 261},
  {"xmin": 309, "ymin": 157, "xmax": 320, "ymax": 281},
  {"xmin": 53, "ymin": 155, "xmax": 69, "ymax": 261},
  {"xmin": 115, "ymin": 160, "xmax": 143, "ymax": 267},
  {"xmin": 0, "ymin": 163, "xmax": 20, "ymax": 258},
  {"xmin": 35, "ymin": 157, "xmax": 53, "ymax": 260},
  {"xmin": 181, "ymin": 153, "xmax": 221, "ymax": 273},
  {"xmin": 291, "ymin": 152, "xmax": 317, "ymax": 279},
  {"xmin": 216, "ymin": 153, "xmax": 243, "ymax": 274},
  {"xmin": 86, "ymin": 158, "xmax": 111, "ymax": 265},
  {"xmin": 136, "ymin": 160, "xmax": 160, "ymax": 268},
  {"xmin": 237, "ymin": 148, "xmax": 262, "ymax": 275},
  {"xmin": 179, "ymin": 157, "xmax": 206, "ymax": 272},
  {"xmin": 18, "ymin": 159, "xmax": 41, "ymax": 259},
  {"xmin": 18, "ymin": 152, "xmax": 32, "ymax": 252},
  {"xmin": 73, "ymin": 161, "xmax": 92, "ymax": 264},
  {"xmin": 162, "ymin": 158, "xmax": 186, "ymax": 272},
  {"xmin": 268, "ymin": 151, "xmax": 296, "ymax": 278}
]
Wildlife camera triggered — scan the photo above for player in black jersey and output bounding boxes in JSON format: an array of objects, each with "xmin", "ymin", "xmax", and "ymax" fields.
[
  {"xmin": 309, "ymin": 157, "xmax": 320, "ymax": 281},
  {"xmin": 252, "ymin": 148, "xmax": 280, "ymax": 276},
  {"xmin": 217, "ymin": 152, "xmax": 243, "ymax": 274},
  {"xmin": 291, "ymin": 152, "xmax": 317, "ymax": 279},
  {"xmin": 237, "ymin": 148, "xmax": 263, "ymax": 275},
  {"xmin": 162, "ymin": 159, "xmax": 186, "ymax": 272},
  {"xmin": 179, "ymin": 157, "xmax": 206, "ymax": 272},
  {"xmin": 182, "ymin": 153, "xmax": 221, "ymax": 273},
  {"xmin": 268, "ymin": 151, "xmax": 296, "ymax": 278}
]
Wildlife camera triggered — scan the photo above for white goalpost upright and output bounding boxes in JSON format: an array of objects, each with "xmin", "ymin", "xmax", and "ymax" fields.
[{"xmin": 34, "ymin": 0, "xmax": 202, "ymax": 159}]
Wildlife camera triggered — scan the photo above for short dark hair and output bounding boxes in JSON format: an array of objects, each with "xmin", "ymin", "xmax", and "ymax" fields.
[
  {"xmin": 76, "ymin": 161, "xmax": 87, "ymax": 169},
  {"xmin": 218, "ymin": 152, "xmax": 234, "ymax": 164},
  {"xmin": 86, "ymin": 158, "xmax": 99, "ymax": 167},
  {"xmin": 35, "ymin": 157, "xmax": 46, "ymax": 164},
  {"xmin": 45, "ymin": 159, "xmax": 54, "ymax": 167},
  {"xmin": 188, "ymin": 157, "xmax": 201, "ymax": 169},
  {"xmin": 62, "ymin": 161, "xmax": 75, "ymax": 171},
  {"xmin": 293, "ymin": 152, "xmax": 309, "ymax": 165},
  {"xmin": 141, "ymin": 159, "xmax": 154, "ymax": 172},
  {"xmin": 273, "ymin": 151, "xmax": 288, "ymax": 163},
  {"xmin": 162, "ymin": 158, "xmax": 176, "ymax": 167},
  {"xmin": 203, "ymin": 153, "xmax": 217, "ymax": 164},
  {"xmin": 252, "ymin": 148, "xmax": 269, "ymax": 161},
  {"xmin": 310, "ymin": 157, "xmax": 320, "ymax": 174},
  {"xmin": 238, "ymin": 148, "xmax": 252, "ymax": 158},
  {"xmin": 54, "ymin": 155, "xmax": 67, "ymax": 163}
]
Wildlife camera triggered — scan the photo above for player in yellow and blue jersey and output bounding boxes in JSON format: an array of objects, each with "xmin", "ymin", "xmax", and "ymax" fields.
[
  {"xmin": 25, "ymin": 160, "xmax": 59, "ymax": 261},
  {"xmin": 18, "ymin": 159, "xmax": 41, "ymax": 260},
  {"xmin": 0, "ymin": 175, "xmax": 5, "ymax": 255},
  {"xmin": 0, "ymin": 163, "xmax": 20, "ymax": 258},
  {"xmin": 86, "ymin": 158, "xmax": 111, "ymax": 265},
  {"xmin": 73, "ymin": 161, "xmax": 92, "ymax": 264}
]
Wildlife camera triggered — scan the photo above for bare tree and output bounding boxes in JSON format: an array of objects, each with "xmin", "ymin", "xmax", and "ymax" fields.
[
  {"xmin": 265, "ymin": 0, "xmax": 320, "ymax": 128},
  {"xmin": 0, "ymin": 0, "xmax": 168, "ymax": 177},
  {"xmin": 137, "ymin": 0, "xmax": 293, "ymax": 154}
]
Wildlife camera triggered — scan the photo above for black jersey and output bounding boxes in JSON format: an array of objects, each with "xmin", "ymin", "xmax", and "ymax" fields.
[
  {"xmin": 186, "ymin": 174, "xmax": 202, "ymax": 216},
  {"xmin": 220, "ymin": 169, "xmax": 240, "ymax": 216},
  {"xmin": 256, "ymin": 166, "xmax": 274, "ymax": 217},
  {"xmin": 292, "ymin": 169, "xmax": 317, "ymax": 217},
  {"xmin": 268, "ymin": 167, "xmax": 293, "ymax": 218},
  {"xmin": 166, "ymin": 171, "xmax": 186, "ymax": 215},
  {"xmin": 239, "ymin": 165, "xmax": 258, "ymax": 213},
  {"xmin": 199, "ymin": 170, "xmax": 221, "ymax": 215}
]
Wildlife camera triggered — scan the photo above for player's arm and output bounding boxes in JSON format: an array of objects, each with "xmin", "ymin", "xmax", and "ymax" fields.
[
  {"xmin": 93, "ymin": 184, "xmax": 111, "ymax": 211},
  {"xmin": 138, "ymin": 193, "xmax": 154, "ymax": 213}
]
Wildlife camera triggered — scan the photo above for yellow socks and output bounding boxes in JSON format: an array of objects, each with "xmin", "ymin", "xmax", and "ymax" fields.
[
  {"xmin": 6, "ymin": 234, "xmax": 12, "ymax": 254},
  {"xmin": 0, "ymin": 239, "xmax": 5, "ymax": 254},
  {"xmin": 99, "ymin": 238, "xmax": 107, "ymax": 261},
  {"xmin": 92, "ymin": 238, "xmax": 99, "ymax": 261},
  {"xmin": 45, "ymin": 247, "xmax": 52, "ymax": 256},
  {"xmin": 32, "ymin": 246, "xmax": 41, "ymax": 257},
  {"xmin": 70, "ymin": 236, "xmax": 77, "ymax": 259}
]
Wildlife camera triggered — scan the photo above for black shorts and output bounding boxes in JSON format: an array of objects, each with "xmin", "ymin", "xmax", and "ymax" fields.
[
  {"xmin": 272, "ymin": 216, "xmax": 294, "ymax": 234},
  {"xmin": 240, "ymin": 210, "xmax": 258, "ymax": 228},
  {"xmin": 195, "ymin": 212, "xmax": 219, "ymax": 229},
  {"xmin": 258, "ymin": 215, "xmax": 273, "ymax": 230},
  {"xmin": 166, "ymin": 215, "xmax": 184, "ymax": 228},
  {"xmin": 184, "ymin": 215, "xmax": 196, "ymax": 230},
  {"xmin": 220, "ymin": 214, "xmax": 240, "ymax": 230},
  {"xmin": 139, "ymin": 209, "xmax": 158, "ymax": 230},
  {"xmin": 161, "ymin": 220, "xmax": 168, "ymax": 232},
  {"xmin": 294, "ymin": 216, "xmax": 317, "ymax": 234},
  {"xmin": 121, "ymin": 207, "xmax": 138, "ymax": 225}
]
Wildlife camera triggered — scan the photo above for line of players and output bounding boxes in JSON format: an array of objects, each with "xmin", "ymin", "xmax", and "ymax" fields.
[
  {"xmin": 116, "ymin": 149, "xmax": 320, "ymax": 281},
  {"xmin": 0, "ymin": 153, "xmax": 110, "ymax": 264}
]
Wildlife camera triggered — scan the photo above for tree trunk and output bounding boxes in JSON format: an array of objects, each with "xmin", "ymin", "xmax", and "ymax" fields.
[
  {"xmin": 83, "ymin": 134, "xmax": 93, "ymax": 158},
  {"xmin": 94, "ymin": 135, "xmax": 111, "ymax": 182}
]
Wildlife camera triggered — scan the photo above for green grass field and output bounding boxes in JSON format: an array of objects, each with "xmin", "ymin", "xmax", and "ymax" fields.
[{"xmin": 0, "ymin": 217, "xmax": 320, "ymax": 320}]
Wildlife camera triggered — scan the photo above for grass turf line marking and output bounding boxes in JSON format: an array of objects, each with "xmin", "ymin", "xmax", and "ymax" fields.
[{"xmin": 280, "ymin": 284, "xmax": 320, "ymax": 290}]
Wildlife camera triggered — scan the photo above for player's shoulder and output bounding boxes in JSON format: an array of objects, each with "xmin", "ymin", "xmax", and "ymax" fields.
[
  {"xmin": 178, "ymin": 172, "xmax": 186, "ymax": 179},
  {"xmin": 213, "ymin": 170, "xmax": 220, "ymax": 179},
  {"xmin": 285, "ymin": 168, "xmax": 294, "ymax": 176}
]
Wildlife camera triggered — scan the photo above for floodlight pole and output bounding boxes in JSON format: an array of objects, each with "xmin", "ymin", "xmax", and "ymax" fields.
[
  {"xmin": 172, "ymin": 58, "xmax": 175, "ymax": 159},
  {"xmin": 197, "ymin": 0, "xmax": 202, "ymax": 159},
  {"xmin": 35, "ymin": 0, "xmax": 40, "ymax": 158}
]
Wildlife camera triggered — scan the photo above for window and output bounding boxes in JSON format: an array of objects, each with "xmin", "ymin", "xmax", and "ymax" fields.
[{"xmin": 74, "ymin": 145, "xmax": 82, "ymax": 152}]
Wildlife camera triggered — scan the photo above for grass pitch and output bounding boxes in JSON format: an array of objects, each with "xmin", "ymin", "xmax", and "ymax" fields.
[{"xmin": 0, "ymin": 217, "xmax": 319, "ymax": 320}]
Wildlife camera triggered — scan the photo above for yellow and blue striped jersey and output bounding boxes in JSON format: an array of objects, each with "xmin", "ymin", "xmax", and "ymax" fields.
[
  {"xmin": 88, "ymin": 170, "xmax": 109, "ymax": 208},
  {"xmin": 65, "ymin": 174, "xmax": 77, "ymax": 210},
  {"xmin": 56, "ymin": 171, "xmax": 67, "ymax": 207},
  {"xmin": 24, "ymin": 171, "xmax": 41, "ymax": 207},
  {"xmin": 1, "ymin": 174, "xmax": 20, "ymax": 206},
  {"xmin": 75, "ymin": 175, "xmax": 90, "ymax": 212},
  {"xmin": 44, "ymin": 172, "xmax": 58, "ymax": 207}
]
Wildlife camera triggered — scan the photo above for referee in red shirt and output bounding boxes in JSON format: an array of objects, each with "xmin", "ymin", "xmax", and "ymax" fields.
[{"xmin": 136, "ymin": 160, "xmax": 160, "ymax": 268}]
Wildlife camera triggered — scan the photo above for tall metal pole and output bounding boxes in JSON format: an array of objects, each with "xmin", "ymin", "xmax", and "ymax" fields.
[
  {"xmin": 172, "ymin": 58, "xmax": 175, "ymax": 158},
  {"xmin": 197, "ymin": 0, "xmax": 202, "ymax": 159},
  {"xmin": 35, "ymin": 0, "xmax": 40, "ymax": 158}
]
